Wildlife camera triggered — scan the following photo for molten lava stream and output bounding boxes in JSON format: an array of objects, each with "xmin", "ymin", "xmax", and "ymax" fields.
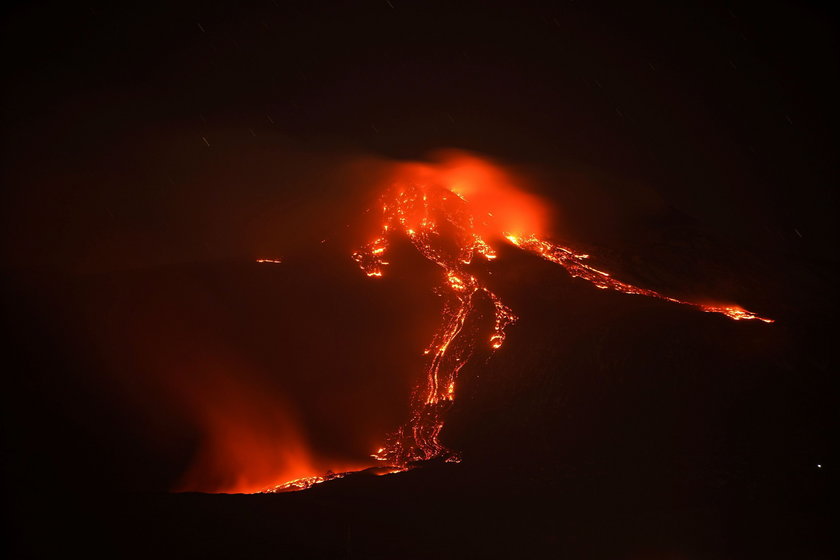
[{"xmin": 265, "ymin": 150, "xmax": 772, "ymax": 491}]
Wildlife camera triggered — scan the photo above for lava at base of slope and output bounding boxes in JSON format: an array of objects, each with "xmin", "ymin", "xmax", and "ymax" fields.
[{"xmin": 260, "ymin": 465, "xmax": 410, "ymax": 494}]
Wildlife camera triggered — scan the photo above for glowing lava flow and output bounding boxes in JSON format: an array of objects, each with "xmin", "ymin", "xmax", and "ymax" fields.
[
  {"xmin": 260, "ymin": 466, "xmax": 406, "ymax": 493},
  {"xmin": 503, "ymin": 234, "xmax": 774, "ymax": 323},
  {"xmin": 353, "ymin": 182, "xmax": 518, "ymax": 465},
  {"xmin": 253, "ymin": 152, "xmax": 772, "ymax": 492},
  {"xmin": 353, "ymin": 162, "xmax": 773, "ymax": 467},
  {"xmin": 262, "ymin": 471, "xmax": 345, "ymax": 493}
]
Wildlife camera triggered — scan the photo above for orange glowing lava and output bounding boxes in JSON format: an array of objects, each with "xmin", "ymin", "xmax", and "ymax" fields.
[
  {"xmin": 353, "ymin": 150, "xmax": 773, "ymax": 467},
  {"xmin": 504, "ymin": 234, "xmax": 774, "ymax": 323}
]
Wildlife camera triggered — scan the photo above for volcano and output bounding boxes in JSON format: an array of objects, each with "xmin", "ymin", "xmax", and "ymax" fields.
[
  {"xmin": 2, "ymin": 1, "xmax": 835, "ymax": 558},
  {"xmin": 3, "ymin": 201, "xmax": 831, "ymax": 558}
]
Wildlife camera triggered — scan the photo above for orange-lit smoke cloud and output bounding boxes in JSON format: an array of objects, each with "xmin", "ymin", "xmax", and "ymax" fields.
[
  {"xmin": 81, "ymin": 284, "xmax": 374, "ymax": 495},
  {"xmin": 173, "ymin": 363, "xmax": 327, "ymax": 494},
  {"xmin": 378, "ymin": 149, "xmax": 550, "ymax": 239}
]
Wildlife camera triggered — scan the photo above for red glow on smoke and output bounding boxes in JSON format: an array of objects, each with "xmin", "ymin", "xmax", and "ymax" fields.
[
  {"xmin": 383, "ymin": 151, "xmax": 550, "ymax": 240},
  {"xmin": 174, "ymin": 370, "xmax": 364, "ymax": 494},
  {"xmin": 175, "ymin": 377, "xmax": 315, "ymax": 494},
  {"xmin": 80, "ymin": 281, "xmax": 375, "ymax": 495}
]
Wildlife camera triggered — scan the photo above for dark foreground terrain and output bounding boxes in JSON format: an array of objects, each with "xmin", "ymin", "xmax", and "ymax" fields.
[
  {"xmin": 7, "ymin": 458, "xmax": 833, "ymax": 559},
  {"xmin": 2, "ymin": 243, "xmax": 833, "ymax": 559}
]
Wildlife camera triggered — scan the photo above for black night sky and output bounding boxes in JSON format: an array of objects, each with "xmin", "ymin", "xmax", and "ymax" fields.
[{"xmin": 1, "ymin": 2, "xmax": 836, "ymax": 558}]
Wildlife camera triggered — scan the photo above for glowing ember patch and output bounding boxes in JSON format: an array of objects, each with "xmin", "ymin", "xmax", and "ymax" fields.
[
  {"xmin": 698, "ymin": 304, "xmax": 775, "ymax": 323},
  {"xmin": 261, "ymin": 472, "xmax": 344, "ymax": 493},
  {"xmin": 372, "ymin": 466, "xmax": 408, "ymax": 476},
  {"xmin": 255, "ymin": 258, "xmax": 282, "ymax": 264}
]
